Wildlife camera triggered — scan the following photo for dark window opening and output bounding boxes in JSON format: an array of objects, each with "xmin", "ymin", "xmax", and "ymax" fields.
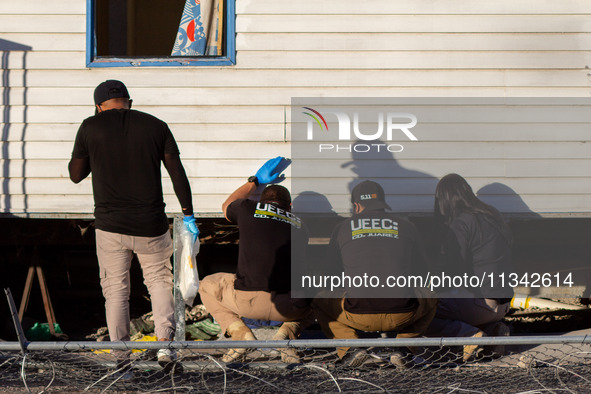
[{"xmin": 88, "ymin": 0, "xmax": 234, "ymax": 67}]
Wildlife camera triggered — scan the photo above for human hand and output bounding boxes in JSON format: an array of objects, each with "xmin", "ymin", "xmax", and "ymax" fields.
[
  {"xmin": 254, "ymin": 156, "xmax": 284, "ymax": 185},
  {"xmin": 183, "ymin": 215, "xmax": 199, "ymax": 243}
]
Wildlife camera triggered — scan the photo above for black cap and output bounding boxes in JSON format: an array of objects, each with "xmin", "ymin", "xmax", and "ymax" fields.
[
  {"xmin": 93, "ymin": 80, "xmax": 130, "ymax": 105},
  {"xmin": 351, "ymin": 180, "xmax": 391, "ymax": 211}
]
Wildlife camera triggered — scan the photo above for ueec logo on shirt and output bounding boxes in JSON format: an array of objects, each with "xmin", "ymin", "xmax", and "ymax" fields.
[
  {"xmin": 350, "ymin": 218, "xmax": 399, "ymax": 240},
  {"xmin": 301, "ymin": 106, "xmax": 418, "ymax": 154},
  {"xmin": 254, "ymin": 202, "xmax": 302, "ymax": 229}
]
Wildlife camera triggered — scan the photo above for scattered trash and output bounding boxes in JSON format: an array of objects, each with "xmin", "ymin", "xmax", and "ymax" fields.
[
  {"xmin": 186, "ymin": 304, "xmax": 208, "ymax": 321},
  {"xmin": 186, "ymin": 318, "xmax": 220, "ymax": 340},
  {"xmin": 26, "ymin": 322, "xmax": 67, "ymax": 341},
  {"xmin": 130, "ymin": 311, "xmax": 154, "ymax": 336},
  {"xmin": 84, "ymin": 304, "xmax": 221, "ymax": 341}
]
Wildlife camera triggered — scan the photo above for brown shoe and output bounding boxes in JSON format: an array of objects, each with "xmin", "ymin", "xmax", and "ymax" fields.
[
  {"xmin": 272, "ymin": 322, "xmax": 301, "ymax": 363},
  {"xmin": 221, "ymin": 321, "xmax": 257, "ymax": 363},
  {"xmin": 463, "ymin": 330, "xmax": 486, "ymax": 362}
]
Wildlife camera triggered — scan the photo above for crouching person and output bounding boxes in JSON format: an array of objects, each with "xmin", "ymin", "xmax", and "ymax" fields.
[
  {"xmin": 425, "ymin": 174, "xmax": 513, "ymax": 361},
  {"xmin": 199, "ymin": 157, "xmax": 313, "ymax": 363},
  {"xmin": 312, "ymin": 181, "xmax": 438, "ymax": 367}
]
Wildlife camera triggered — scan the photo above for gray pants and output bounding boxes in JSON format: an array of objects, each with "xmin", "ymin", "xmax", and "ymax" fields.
[
  {"xmin": 425, "ymin": 298, "xmax": 510, "ymax": 337},
  {"xmin": 96, "ymin": 229, "xmax": 175, "ymax": 342}
]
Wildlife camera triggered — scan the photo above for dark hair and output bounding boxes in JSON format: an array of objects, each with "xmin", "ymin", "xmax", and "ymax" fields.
[
  {"xmin": 260, "ymin": 185, "xmax": 291, "ymax": 209},
  {"xmin": 434, "ymin": 173, "xmax": 512, "ymax": 243}
]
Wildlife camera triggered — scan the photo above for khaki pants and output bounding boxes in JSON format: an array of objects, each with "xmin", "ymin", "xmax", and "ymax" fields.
[
  {"xmin": 199, "ymin": 272, "xmax": 313, "ymax": 336},
  {"xmin": 313, "ymin": 296, "xmax": 438, "ymax": 358},
  {"xmin": 96, "ymin": 229, "xmax": 175, "ymax": 342}
]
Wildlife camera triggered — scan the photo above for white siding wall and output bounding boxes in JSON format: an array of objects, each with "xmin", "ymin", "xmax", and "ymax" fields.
[{"xmin": 0, "ymin": 0, "xmax": 590, "ymax": 217}]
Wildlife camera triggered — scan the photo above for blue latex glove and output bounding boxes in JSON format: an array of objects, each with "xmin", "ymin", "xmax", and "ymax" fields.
[
  {"xmin": 183, "ymin": 215, "xmax": 199, "ymax": 243},
  {"xmin": 254, "ymin": 156, "xmax": 284, "ymax": 185}
]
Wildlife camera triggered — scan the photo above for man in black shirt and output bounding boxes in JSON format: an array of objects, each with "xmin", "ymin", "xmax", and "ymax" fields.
[
  {"xmin": 313, "ymin": 180, "xmax": 437, "ymax": 363},
  {"xmin": 69, "ymin": 80, "xmax": 198, "ymax": 368},
  {"xmin": 199, "ymin": 157, "xmax": 312, "ymax": 363}
]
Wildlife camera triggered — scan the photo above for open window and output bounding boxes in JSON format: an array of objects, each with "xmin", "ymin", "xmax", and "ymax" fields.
[{"xmin": 86, "ymin": 0, "xmax": 235, "ymax": 67}]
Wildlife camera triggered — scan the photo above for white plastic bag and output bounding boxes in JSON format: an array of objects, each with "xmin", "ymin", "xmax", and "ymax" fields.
[{"xmin": 178, "ymin": 224, "xmax": 200, "ymax": 307}]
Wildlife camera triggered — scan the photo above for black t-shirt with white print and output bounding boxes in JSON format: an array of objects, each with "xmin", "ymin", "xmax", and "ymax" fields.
[
  {"xmin": 328, "ymin": 209, "xmax": 429, "ymax": 314},
  {"xmin": 226, "ymin": 199, "xmax": 308, "ymax": 293}
]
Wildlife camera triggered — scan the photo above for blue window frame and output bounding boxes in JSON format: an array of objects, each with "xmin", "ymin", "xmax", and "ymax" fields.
[{"xmin": 86, "ymin": 0, "xmax": 235, "ymax": 67}]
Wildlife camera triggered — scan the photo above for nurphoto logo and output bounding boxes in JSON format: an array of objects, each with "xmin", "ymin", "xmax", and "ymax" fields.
[{"xmin": 302, "ymin": 107, "xmax": 419, "ymax": 153}]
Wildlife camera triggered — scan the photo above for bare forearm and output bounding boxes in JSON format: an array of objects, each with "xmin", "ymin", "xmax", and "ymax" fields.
[{"xmin": 222, "ymin": 182, "xmax": 256, "ymax": 219}]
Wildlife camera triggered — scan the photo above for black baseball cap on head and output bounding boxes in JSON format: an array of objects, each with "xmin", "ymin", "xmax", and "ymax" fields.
[
  {"xmin": 351, "ymin": 180, "xmax": 391, "ymax": 210},
  {"xmin": 93, "ymin": 80, "xmax": 130, "ymax": 105}
]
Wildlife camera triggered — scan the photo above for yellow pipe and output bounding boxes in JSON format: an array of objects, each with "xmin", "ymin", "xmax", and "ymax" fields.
[{"xmin": 511, "ymin": 293, "xmax": 586, "ymax": 310}]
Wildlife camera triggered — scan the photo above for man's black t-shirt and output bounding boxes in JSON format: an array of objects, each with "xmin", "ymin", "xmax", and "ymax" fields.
[
  {"xmin": 71, "ymin": 109, "xmax": 179, "ymax": 236},
  {"xmin": 226, "ymin": 199, "xmax": 308, "ymax": 293},
  {"xmin": 328, "ymin": 209, "xmax": 429, "ymax": 314}
]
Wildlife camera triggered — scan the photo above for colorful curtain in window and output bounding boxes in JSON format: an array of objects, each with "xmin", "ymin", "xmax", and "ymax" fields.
[{"xmin": 172, "ymin": 0, "xmax": 223, "ymax": 56}]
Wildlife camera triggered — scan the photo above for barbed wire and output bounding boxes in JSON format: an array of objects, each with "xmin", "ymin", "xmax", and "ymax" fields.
[{"xmin": 1, "ymin": 336, "xmax": 590, "ymax": 393}]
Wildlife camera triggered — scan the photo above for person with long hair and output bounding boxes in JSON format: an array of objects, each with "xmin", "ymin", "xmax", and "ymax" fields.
[{"xmin": 426, "ymin": 173, "xmax": 513, "ymax": 360}]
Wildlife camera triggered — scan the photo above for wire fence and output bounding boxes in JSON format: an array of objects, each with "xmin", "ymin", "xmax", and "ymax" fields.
[{"xmin": 1, "ymin": 335, "xmax": 590, "ymax": 393}]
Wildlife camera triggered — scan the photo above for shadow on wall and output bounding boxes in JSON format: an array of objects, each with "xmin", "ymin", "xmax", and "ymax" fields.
[
  {"xmin": 1, "ymin": 38, "xmax": 32, "ymax": 215},
  {"xmin": 477, "ymin": 182, "xmax": 541, "ymax": 218},
  {"xmin": 342, "ymin": 139, "xmax": 439, "ymax": 215}
]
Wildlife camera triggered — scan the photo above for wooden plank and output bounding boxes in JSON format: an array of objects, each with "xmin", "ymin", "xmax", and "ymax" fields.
[
  {"xmin": 3, "ymin": 0, "xmax": 591, "ymax": 17},
  {"xmin": 236, "ymin": 15, "xmax": 591, "ymax": 33},
  {"xmin": 2, "ymin": 141, "xmax": 292, "ymax": 160},
  {"xmin": 292, "ymin": 104, "xmax": 591, "ymax": 126},
  {"xmin": 286, "ymin": 159, "xmax": 591, "ymax": 179},
  {"xmin": 5, "ymin": 176, "xmax": 591, "ymax": 197},
  {"xmin": 9, "ymin": 69, "xmax": 590, "ymax": 88},
  {"xmin": 6, "ymin": 84, "xmax": 591, "ymax": 100},
  {"xmin": 287, "ymin": 194, "xmax": 591, "ymax": 215},
  {"xmin": 0, "ymin": 160, "xmax": 72, "ymax": 178},
  {"xmin": 358, "ymin": 124, "xmax": 591, "ymax": 142},
  {"xmin": 6, "ymin": 50, "xmax": 591, "ymax": 73},
  {"xmin": 1, "ymin": 177, "xmax": 257, "ymax": 196},
  {"xmin": 236, "ymin": 51, "xmax": 591, "ymax": 70},
  {"xmin": 4, "ymin": 51, "xmax": 591, "ymax": 72},
  {"xmin": 2, "ymin": 140, "xmax": 589, "ymax": 160},
  {"xmin": 4, "ymin": 105, "xmax": 286, "ymax": 124},
  {"xmin": 0, "ymin": 15, "xmax": 85, "ymax": 33},
  {"xmin": 0, "ymin": 33, "xmax": 85, "ymax": 51},
  {"xmin": 237, "ymin": 0, "xmax": 591, "ymax": 15},
  {"xmin": 8, "ymin": 86, "xmax": 591, "ymax": 106},
  {"xmin": 0, "ymin": 123, "xmax": 285, "ymax": 142},
  {"xmin": 3, "ymin": 193, "xmax": 588, "ymax": 216},
  {"xmin": 293, "ymin": 141, "xmax": 591, "ymax": 160},
  {"xmin": 0, "ymin": 123, "xmax": 80, "ymax": 142},
  {"xmin": 0, "ymin": 159, "xmax": 292, "ymax": 181},
  {"xmin": 0, "ymin": 194, "xmax": 228, "ymax": 216},
  {"xmin": 2, "ymin": 158, "xmax": 588, "ymax": 180},
  {"xmin": 237, "ymin": 33, "xmax": 591, "ymax": 51},
  {"xmin": 3, "ymin": 51, "xmax": 86, "ymax": 70},
  {"xmin": 293, "ymin": 177, "xmax": 591, "ymax": 196},
  {"xmin": 0, "ymin": 1, "xmax": 85, "ymax": 14},
  {"xmin": 478, "ymin": 194, "xmax": 591, "ymax": 214}
]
